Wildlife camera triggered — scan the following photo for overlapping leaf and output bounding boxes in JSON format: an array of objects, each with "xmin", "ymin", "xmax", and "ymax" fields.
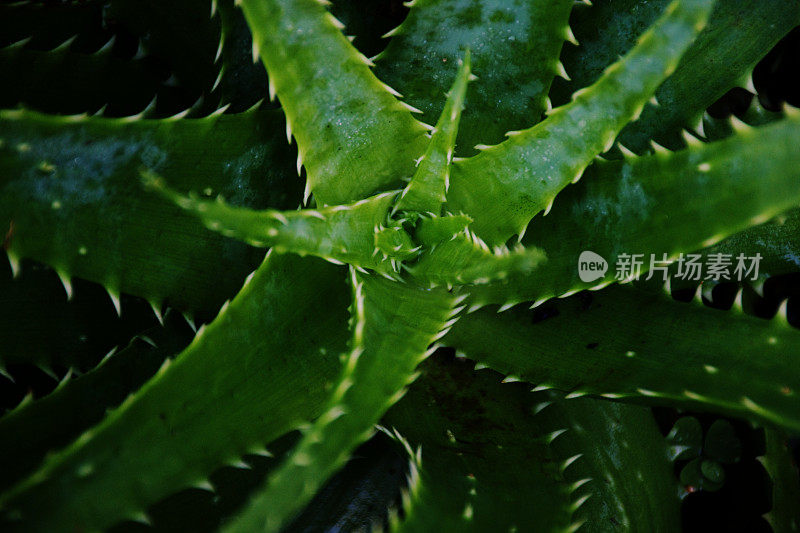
[
  {"xmin": 224, "ymin": 272, "xmax": 458, "ymax": 532},
  {"xmin": 375, "ymin": 0, "xmax": 575, "ymax": 155},
  {"xmin": 1, "ymin": 0, "xmax": 799, "ymax": 530},
  {"xmin": 409, "ymin": 233, "xmax": 546, "ymax": 287},
  {"xmin": 0, "ymin": 316, "xmax": 192, "ymax": 492},
  {"xmin": 384, "ymin": 356, "xmax": 575, "ymax": 532},
  {"xmin": 0, "ymin": 254, "xmax": 350, "ymax": 531},
  {"xmin": 468, "ymin": 113, "xmax": 800, "ymax": 307},
  {"xmin": 446, "ymin": 283, "xmax": 800, "ymax": 430},
  {"xmin": 446, "ymin": 0, "xmax": 716, "ymax": 243},
  {"xmin": 238, "ymin": 0, "xmax": 428, "ymax": 205},
  {"xmin": 533, "ymin": 394, "xmax": 681, "ymax": 533},
  {"xmin": 385, "ymin": 355, "xmax": 679, "ymax": 532},
  {"xmin": 553, "ymin": 0, "xmax": 800, "ymax": 154},
  {"xmin": 394, "ymin": 50, "xmax": 471, "ymax": 215},
  {"xmin": 0, "ymin": 108, "xmax": 300, "ymax": 318},
  {"xmin": 148, "ymin": 174, "xmax": 398, "ymax": 273}
]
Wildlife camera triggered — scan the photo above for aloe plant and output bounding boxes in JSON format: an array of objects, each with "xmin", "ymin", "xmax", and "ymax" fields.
[{"xmin": 2, "ymin": 0, "xmax": 800, "ymax": 530}]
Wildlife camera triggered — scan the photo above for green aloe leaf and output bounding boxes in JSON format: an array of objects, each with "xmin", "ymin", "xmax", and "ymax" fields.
[
  {"xmin": 394, "ymin": 50, "xmax": 471, "ymax": 216},
  {"xmin": 385, "ymin": 356, "xmax": 679, "ymax": 532},
  {"xmin": 384, "ymin": 356, "xmax": 575, "ymax": 532},
  {"xmin": 238, "ymin": 0, "xmax": 428, "ymax": 205},
  {"xmin": 662, "ymin": 102, "xmax": 800, "ymax": 283},
  {"xmin": 0, "ymin": 254, "xmax": 350, "ymax": 531},
  {"xmin": 3, "ymin": 0, "xmax": 800, "ymax": 529},
  {"xmin": 374, "ymin": 0, "xmax": 575, "ymax": 155},
  {"xmin": 214, "ymin": 0, "xmax": 419, "ymax": 112},
  {"xmin": 553, "ymin": 0, "xmax": 800, "ymax": 154},
  {"xmin": 468, "ymin": 113, "xmax": 800, "ymax": 307},
  {"xmin": 531, "ymin": 394, "xmax": 681, "ymax": 532},
  {"xmin": 374, "ymin": 223, "xmax": 420, "ymax": 265},
  {"xmin": 0, "ymin": 108, "xmax": 300, "ymax": 318},
  {"xmin": 414, "ymin": 214, "xmax": 472, "ymax": 247},
  {"xmin": 224, "ymin": 271, "xmax": 459, "ymax": 532},
  {"xmin": 408, "ymin": 233, "xmax": 546, "ymax": 287},
  {"xmin": 445, "ymin": 0, "xmax": 715, "ymax": 244},
  {"xmin": 147, "ymin": 174, "xmax": 399, "ymax": 273},
  {"xmin": 673, "ymin": 208, "xmax": 800, "ymax": 287},
  {"xmin": 0, "ymin": 315, "xmax": 191, "ymax": 492},
  {"xmin": 445, "ymin": 283, "xmax": 800, "ymax": 431}
]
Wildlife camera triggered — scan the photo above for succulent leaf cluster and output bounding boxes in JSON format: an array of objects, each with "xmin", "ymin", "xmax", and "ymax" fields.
[{"xmin": 1, "ymin": 0, "xmax": 800, "ymax": 531}]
